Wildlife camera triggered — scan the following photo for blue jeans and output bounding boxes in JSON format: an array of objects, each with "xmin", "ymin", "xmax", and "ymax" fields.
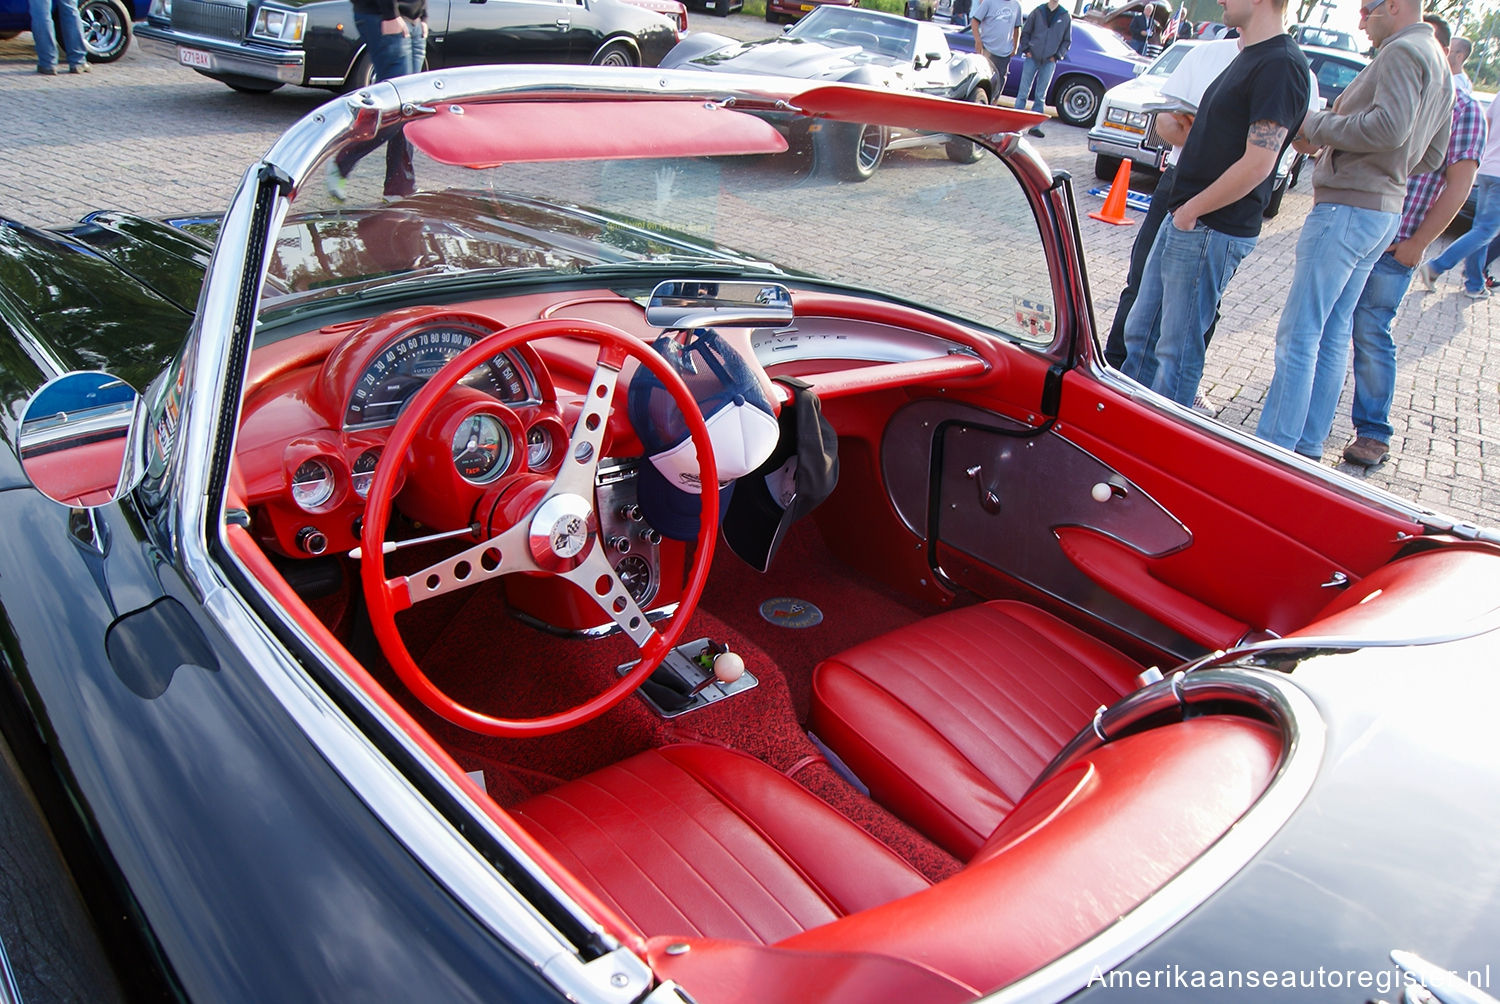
[
  {"xmin": 1257, "ymin": 202, "xmax": 1398, "ymax": 455},
  {"xmin": 1015, "ymin": 58, "xmax": 1056, "ymax": 115},
  {"xmin": 1120, "ymin": 214, "xmax": 1255, "ymax": 406},
  {"xmin": 1344, "ymin": 252, "xmax": 1414, "ymax": 444},
  {"xmin": 333, "ymin": 16, "xmax": 428, "ymax": 196},
  {"xmin": 1429, "ymin": 174, "xmax": 1500, "ymax": 294},
  {"xmin": 30, "ymin": 0, "xmax": 87, "ymax": 69}
]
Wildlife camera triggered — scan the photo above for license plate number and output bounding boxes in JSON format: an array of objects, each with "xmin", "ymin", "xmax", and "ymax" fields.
[
  {"xmin": 178, "ymin": 47, "xmax": 213, "ymax": 69},
  {"xmin": 799, "ymin": 3, "xmax": 813, "ymax": 9}
]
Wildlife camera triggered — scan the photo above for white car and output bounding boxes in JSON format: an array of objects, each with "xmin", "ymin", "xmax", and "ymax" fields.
[{"xmin": 1086, "ymin": 39, "xmax": 1366, "ymax": 218}]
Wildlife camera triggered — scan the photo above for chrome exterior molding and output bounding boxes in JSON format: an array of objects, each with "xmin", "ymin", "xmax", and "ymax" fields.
[{"xmin": 983, "ymin": 667, "xmax": 1326, "ymax": 1004}]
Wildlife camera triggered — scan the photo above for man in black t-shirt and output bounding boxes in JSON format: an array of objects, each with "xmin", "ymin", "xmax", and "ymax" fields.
[{"xmin": 1118, "ymin": 0, "xmax": 1309, "ymax": 409}]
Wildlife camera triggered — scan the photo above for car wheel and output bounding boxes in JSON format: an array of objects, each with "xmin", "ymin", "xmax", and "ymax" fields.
[
  {"xmin": 1264, "ymin": 173, "xmax": 1287, "ymax": 219},
  {"xmin": 593, "ymin": 41, "xmax": 638, "ymax": 67},
  {"xmin": 945, "ymin": 88, "xmax": 989, "ymax": 164},
  {"xmin": 816, "ymin": 121, "xmax": 887, "ymax": 182},
  {"xmin": 1094, "ymin": 153, "xmax": 1122, "ymax": 181},
  {"xmin": 77, "ymin": 0, "xmax": 129, "ymax": 62},
  {"xmin": 341, "ymin": 52, "xmax": 375, "ymax": 93},
  {"xmin": 1053, "ymin": 76, "xmax": 1103, "ymax": 127}
]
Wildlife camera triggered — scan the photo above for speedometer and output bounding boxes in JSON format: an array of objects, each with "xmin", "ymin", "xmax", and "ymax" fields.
[{"xmin": 343, "ymin": 325, "xmax": 534, "ymax": 429}]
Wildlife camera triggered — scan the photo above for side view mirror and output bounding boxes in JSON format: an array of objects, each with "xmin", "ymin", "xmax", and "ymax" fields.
[
  {"xmin": 19, "ymin": 371, "xmax": 143, "ymax": 507},
  {"xmin": 645, "ymin": 279, "xmax": 794, "ymax": 331},
  {"xmin": 918, "ymin": 50, "xmax": 943, "ymax": 68}
]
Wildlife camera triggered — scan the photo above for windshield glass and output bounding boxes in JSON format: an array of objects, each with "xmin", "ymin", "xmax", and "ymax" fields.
[{"xmin": 262, "ymin": 93, "xmax": 1057, "ymax": 348}]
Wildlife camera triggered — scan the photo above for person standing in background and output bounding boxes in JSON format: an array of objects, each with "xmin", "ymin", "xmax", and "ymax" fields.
[
  {"xmin": 970, "ymin": 0, "xmax": 1023, "ymax": 97},
  {"xmin": 1340, "ymin": 19, "xmax": 1484, "ymax": 467},
  {"xmin": 29, "ymin": 0, "xmax": 89, "ymax": 75},
  {"xmin": 325, "ymin": 0, "xmax": 429, "ymax": 202},
  {"xmin": 1014, "ymin": 0, "xmax": 1071, "ymax": 138},
  {"xmin": 1254, "ymin": 0, "xmax": 1450, "ymax": 457},
  {"xmin": 1416, "ymin": 96, "xmax": 1500, "ymax": 299}
]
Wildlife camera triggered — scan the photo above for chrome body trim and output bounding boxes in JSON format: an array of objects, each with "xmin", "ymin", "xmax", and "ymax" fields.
[
  {"xmin": 0, "ymin": 931, "xmax": 21, "ymax": 1004},
  {"xmin": 984, "ymin": 667, "xmax": 1326, "ymax": 1003},
  {"xmin": 134, "ymin": 27, "xmax": 305, "ymax": 84}
]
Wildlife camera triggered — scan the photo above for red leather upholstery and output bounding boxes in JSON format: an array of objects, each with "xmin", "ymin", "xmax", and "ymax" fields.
[
  {"xmin": 809, "ymin": 600, "xmax": 1141, "ymax": 858},
  {"xmin": 511, "ymin": 744, "xmax": 928, "ymax": 944},
  {"xmin": 512, "ymin": 720, "xmax": 1279, "ymax": 997}
]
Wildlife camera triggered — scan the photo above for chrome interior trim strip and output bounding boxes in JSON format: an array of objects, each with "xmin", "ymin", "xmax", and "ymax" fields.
[
  {"xmin": 981, "ymin": 668, "xmax": 1325, "ymax": 1004},
  {"xmin": 0, "ymin": 932, "xmax": 21, "ymax": 1004}
]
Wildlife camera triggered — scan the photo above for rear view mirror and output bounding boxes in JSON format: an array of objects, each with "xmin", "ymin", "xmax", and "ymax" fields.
[
  {"xmin": 645, "ymin": 280, "xmax": 794, "ymax": 331},
  {"xmin": 19, "ymin": 372, "xmax": 142, "ymax": 507}
]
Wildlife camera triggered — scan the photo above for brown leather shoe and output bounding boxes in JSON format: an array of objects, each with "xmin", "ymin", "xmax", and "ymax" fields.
[{"xmin": 1342, "ymin": 437, "xmax": 1389, "ymax": 467}]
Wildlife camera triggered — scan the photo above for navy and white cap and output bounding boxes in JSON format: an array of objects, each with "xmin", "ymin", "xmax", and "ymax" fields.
[{"xmin": 627, "ymin": 331, "xmax": 779, "ymax": 541}]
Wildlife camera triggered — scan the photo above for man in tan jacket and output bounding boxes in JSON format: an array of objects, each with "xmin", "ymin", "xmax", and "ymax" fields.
[{"xmin": 1254, "ymin": 0, "xmax": 1451, "ymax": 457}]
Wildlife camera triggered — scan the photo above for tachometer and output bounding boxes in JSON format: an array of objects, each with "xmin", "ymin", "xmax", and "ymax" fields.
[
  {"xmin": 451, "ymin": 414, "xmax": 511, "ymax": 485},
  {"xmin": 343, "ymin": 325, "xmax": 534, "ymax": 430},
  {"xmin": 351, "ymin": 449, "xmax": 381, "ymax": 499}
]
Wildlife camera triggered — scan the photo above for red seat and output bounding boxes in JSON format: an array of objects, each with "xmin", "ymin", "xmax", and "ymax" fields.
[
  {"xmin": 808, "ymin": 600, "xmax": 1141, "ymax": 859},
  {"xmin": 511, "ymin": 721, "xmax": 1280, "ymax": 999}
]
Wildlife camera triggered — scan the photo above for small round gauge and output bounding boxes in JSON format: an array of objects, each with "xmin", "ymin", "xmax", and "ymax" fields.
[
  {"xmin": 351, "ymin": 449, "xmax": 381, "ymax": 499},
  {"xmin": 451, "ymin": 414, "xmax": 511, "ymax": 485},
  {"xmin": 291, "ymin": 458, "xmax": 335, "ymax": 511},
  {"xmin": 526, "ymin": 425, "xmax": 554, "ymax": 470},
  {"xmin": 615, "ymin": 555, "xmax": 654, "ymax": 603}
]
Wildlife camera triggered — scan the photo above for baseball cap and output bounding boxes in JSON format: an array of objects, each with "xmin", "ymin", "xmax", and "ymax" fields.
[
  {"xmin": 723, "ymin": 377, "xmax": 840, "ymax": 571},
  {"xmin": 627, "ymin": 330, "xmax": 780, "ymax": 541}
]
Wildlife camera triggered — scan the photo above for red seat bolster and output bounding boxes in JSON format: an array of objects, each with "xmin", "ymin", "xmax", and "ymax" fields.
[
  {"xmin": 782, "ymin": 717, "xmax": 1281, "ymax": 993},
  {"xmin": 645, "ymin": 936, "xmax": 977, "ymax": 1004},
  {"xmin": 511, "ymin": 745, "xmax": 929, "ymax": 945},
  {"xmin": 809, "ymin": 600, "xmax": 1140, "ymax": 859}
]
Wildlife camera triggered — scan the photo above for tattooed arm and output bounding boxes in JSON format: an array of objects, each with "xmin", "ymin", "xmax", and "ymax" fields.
[{"xmin": 1172, "ymin": 119, "xmax": 1286, "ymax": 231}]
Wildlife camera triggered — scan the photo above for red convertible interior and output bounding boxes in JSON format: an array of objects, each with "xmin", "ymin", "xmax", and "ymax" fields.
[{"xmin": 216, "ymin": 262, "xmax": 1500, "ymax": 1001}]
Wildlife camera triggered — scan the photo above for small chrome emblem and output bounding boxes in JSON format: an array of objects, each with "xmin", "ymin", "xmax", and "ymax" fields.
[{"xmin": 550, "ymin": 514, "xmax": 587, "ymax": 557}]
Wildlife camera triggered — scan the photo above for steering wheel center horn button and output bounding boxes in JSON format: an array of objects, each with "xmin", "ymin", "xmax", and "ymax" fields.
[
  {"xmin": 620, "ymin": 637, "xmax": 759, "ymax": 719},
  {"xmin": 529, "ymin": 493, "xmax": 597, "ymax": 570}
]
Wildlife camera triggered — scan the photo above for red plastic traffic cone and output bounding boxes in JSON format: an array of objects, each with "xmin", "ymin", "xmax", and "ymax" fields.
[{"xmin": 1089, "ymin": 158, "xmax": 1136, "ymax": 226}]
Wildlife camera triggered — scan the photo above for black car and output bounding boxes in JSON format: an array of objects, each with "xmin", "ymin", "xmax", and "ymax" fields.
[
  {"xmin": 3, "ymin": 66, "xmax": 1499, "ymax": 1003},
  {"xmin": 134, "ymin": 0, "xmax": 679, "ymax": 93}
]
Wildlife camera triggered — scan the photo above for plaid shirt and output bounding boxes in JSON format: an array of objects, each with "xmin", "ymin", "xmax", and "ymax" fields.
[{"xmin": 1397, "ymin": 86, "xmax": 1487, "ymax": 242}]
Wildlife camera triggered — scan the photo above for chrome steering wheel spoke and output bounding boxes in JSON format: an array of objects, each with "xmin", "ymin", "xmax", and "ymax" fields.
[
  {"xmin": 560, "ymin": 545, "xmax": 660, "ymax": 649},
  {"xmin": 385, "ymin": 521, "xmax": 535, "ymax": 612}
]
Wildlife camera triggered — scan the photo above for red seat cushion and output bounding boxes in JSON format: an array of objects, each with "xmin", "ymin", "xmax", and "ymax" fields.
[
  {"xmin": 511, "ymin": 744, "xmax": 930, "ymax": 944},
  {"xmin": 809, "ymin": 600, "xmax": 1141, "ymax": 859}
]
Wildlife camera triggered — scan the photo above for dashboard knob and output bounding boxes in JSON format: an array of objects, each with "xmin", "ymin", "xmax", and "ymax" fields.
[
  {"xmin": 638, "ymin": 527, "xmax": 662, "ymax": 545},
  {"xmin": 618, "ymin": 503, "xmax": 643, "ymax": 522},
  {"xmin": 607, "ymin": 535, "xmax": 632, "ymax": 554},
  {"xmin": 296, "ymin": 526, "xmax": 328, "ymax": 556}
]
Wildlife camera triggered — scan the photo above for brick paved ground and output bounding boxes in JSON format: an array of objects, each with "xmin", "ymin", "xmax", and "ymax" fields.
[{"xmin": 2, "ymin": 21, "xmax": 1496, "ymax": 527}]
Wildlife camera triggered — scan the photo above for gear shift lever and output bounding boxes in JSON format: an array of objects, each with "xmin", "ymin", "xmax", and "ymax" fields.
[{"xmin": 690, "ymin": 650, "xmax": 745, "ymax": 695}]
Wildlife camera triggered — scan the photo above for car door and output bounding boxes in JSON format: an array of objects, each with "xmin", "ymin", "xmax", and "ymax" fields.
[{"xmin": 435, "ymin": 0, "xmax": 576, "ymax": 69}]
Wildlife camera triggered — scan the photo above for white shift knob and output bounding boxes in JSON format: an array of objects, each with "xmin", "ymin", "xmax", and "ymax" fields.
[{"xmin": 713, "ymin": 651, "xmax": 746, "ymax": 684}]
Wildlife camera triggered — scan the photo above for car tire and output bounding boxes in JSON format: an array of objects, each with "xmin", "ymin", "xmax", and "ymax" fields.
[
  {"xmin": 1264, "ymin": 173, "xmax": 1287, "ymax": 219},
  {"xmin": 945, "ymin": 88, "xmax": 989, "ymax": 164},
  {"xmin": 816, "ymin": 121, "xmax": 887, "ymax": 182},
  {"xmin": 342, "ymin": 52, "xmax": 375, "ymax": 93},
  {"xmin": 592, "ymin": 41, "xmax": 638, "ymax": 67},
  {"xmin": 765, "ymin": 5, "xmax": 781, "ymax": 20},
  {"xmin": 1094, "ymin": 153, "xmax": 1123, "ymax": 181},
  {"xmin": 204, "ymin": 71, "xmax": 285, "ymax": 94},
  {"xmin": 1053, "ymin": 76, "xmax": 1103, "ymax": 127},
  {"xmin": 77, "ymin": 0, "xmax": 129, "ymax": 62}
]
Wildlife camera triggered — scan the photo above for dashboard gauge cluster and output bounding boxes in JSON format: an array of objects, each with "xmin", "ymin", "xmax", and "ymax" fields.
[{"xmin": 240, "ymin": 307, "xmax": 573, "ymax": 559}]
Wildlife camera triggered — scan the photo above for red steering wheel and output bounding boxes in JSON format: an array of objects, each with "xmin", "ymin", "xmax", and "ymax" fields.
[{"xmin": 360, "ymin": 318, "xmax": 719, "ymax": 737}]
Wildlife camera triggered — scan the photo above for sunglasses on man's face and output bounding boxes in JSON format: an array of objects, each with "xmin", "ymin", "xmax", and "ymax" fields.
[{"xmin": 1359, "ymin": 0, "xmax": 1386, "ymax": 17}]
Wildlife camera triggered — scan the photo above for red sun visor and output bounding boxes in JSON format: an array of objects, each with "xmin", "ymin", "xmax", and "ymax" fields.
[
  {"xmin": 793, "ymin": 84, "xmax": 1045, "ymax": 134},
  {"xmin": 405, "ymin": 100, "xmax": 790, "ymax": 169}
]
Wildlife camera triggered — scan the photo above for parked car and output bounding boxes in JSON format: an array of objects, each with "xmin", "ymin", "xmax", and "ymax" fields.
[
  {"xmin": 1079, "ymin": 0, "xmax": 1164, "ymax": 45},
  {"xmin": 683, "ymin": 0, "xmax": 741, "ymax": 17},
  {"xmin": 662, "ymin": 5, "xmax": 1004, "ymax": 178},
  {"xmin": 763, "ymin": 0, "xmax": 853, "ymax": 25},
  {"xmin": 1292, "ymin": 23, "xmax": 1359, "ymax": 51},
  {"xmin": 1087, "ymin": 38, "xmax": 1367, "ymax": 216},
  {"xmin": 133, "ymin": 0, "xmax": 679, "ymax": 93},
  {"xmin": 944, "ymin": 18, "xmax": 1147, "ymax": 127},
  {"xmin": 0, "ymin": 0, "xmax": 146, "ymax": 60},
  {"xmin": 629, "ymin": 0, "xmax": 689, "ymax": 32},
  {"xmin": 3, "ymin": 64, "xmax": 1500, "ymax": 1004}
]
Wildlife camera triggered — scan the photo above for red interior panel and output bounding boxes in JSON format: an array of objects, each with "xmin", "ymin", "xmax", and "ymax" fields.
[{"xmin": 1293, "ymin": 546, "xmax": 1500, "ymax": 640}]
